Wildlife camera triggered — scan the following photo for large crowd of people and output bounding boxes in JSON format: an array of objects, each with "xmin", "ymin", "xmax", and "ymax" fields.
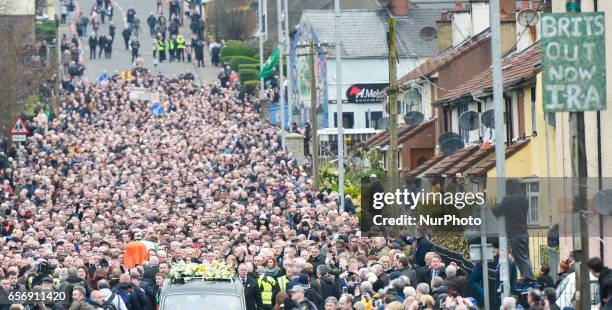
[
  {"xmin": 1, "ymin": 1, "xmax": 611, "ymax": 310},
  {"xmin": 0, "ymin": 62, "xmax": 610, "ymax": 310}
]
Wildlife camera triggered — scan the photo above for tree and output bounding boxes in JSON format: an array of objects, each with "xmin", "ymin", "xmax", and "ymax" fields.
[{"xmin": 207, "ymin": 0, "xmax": 256, "ymax": 41}]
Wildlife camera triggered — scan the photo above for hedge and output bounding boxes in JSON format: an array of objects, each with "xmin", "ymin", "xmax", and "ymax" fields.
[
  {"xmin": 239, "ymin": 63, "xmax": 260, "ymax": 71},
  {"xmin": 239, "ymin": 69, "xmax": 259, "ymax": 83},
  {"xmin": 220, "ymin": 40, "xmax": 258, "ymax": 60},
  {"xmin": 244, "ymin": 80, "xmax": 260, "ymax": 94},
  {"xmin": 36, "ymin": 21, "xmax": 56, "ymax": 42},
  {"xmin": 229, "ymin": 56, "xmax": 259, "ymax": 71}
]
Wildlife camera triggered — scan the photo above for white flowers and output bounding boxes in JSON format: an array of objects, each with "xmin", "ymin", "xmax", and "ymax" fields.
[{"xmin": 169, "ymin": 261, "xmax": 236, "ymax": 282}]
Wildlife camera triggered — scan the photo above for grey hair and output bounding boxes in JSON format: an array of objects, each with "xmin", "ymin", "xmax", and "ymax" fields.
[
  {"xmin": 502, "ymin": 297, "xmax": 516, "ymax": 310},
  {"xmin": 445, "ymin": 265, "xmax": 457, "ymax": 278},
  {"xmin": 416, "ymin": 282, "xmax": 430, "ymax": 295},
  {"xmin": 431, "ymin": 276, "xmax": 444, "ymax": 289}
]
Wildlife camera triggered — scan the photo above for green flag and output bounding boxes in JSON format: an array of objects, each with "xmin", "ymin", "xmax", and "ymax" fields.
[{"xmin": 259, "ymin": 47, "xmax": 279, "ymax": 79}]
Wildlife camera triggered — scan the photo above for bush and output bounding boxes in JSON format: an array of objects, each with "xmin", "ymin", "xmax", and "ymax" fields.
[
  {"xmin": 36, "ymin": 21, "xmax": 56, "ymax": 42},
  {"xmin": 239, "ymin": 63, "xmax": 260, "ymax": 71},
  {"xmin": 239, "ymin": 69, "xmax": 259, "ymax": 83},
  {"xmin": 243, "ymin": 80, "xmax": 260, "ymax": 94},
  {"xmin": 220, "ymin": 40, "xmax": 258, "ymax": 59},
  {"xmin": 229, "ymin": 56, "xmax": 259, "ymax": 71}
]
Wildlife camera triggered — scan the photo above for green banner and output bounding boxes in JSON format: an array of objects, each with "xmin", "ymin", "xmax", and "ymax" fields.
[
  {"xmin": 259, "ymin": 47, "xmax": 279, "ymax": 79},
  {"xmin": 541, "ymin": 12, "xmax": 607, "ymax": 112}
]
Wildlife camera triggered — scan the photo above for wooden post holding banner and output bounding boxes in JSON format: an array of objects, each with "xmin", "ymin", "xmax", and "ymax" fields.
[
  {"xmin": 541, "ymin": 8, "xmax": 606, "ymax": 310},
  {"xmin": 310, "ymin": 38, "xmax": 319, "ymax": 190},
  {"xmin": 9, "ymin": 115, "xmax": 30, "ymax": 143}
]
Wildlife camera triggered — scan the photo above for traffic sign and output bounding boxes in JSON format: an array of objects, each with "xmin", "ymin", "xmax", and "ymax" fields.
[
  {"xmin": 10, "ymin": 115, "xmax": 29, "ymax": 135},
  {"xmin": 11, "ymin": 135, "xmax": 26, "ymax": 142}
]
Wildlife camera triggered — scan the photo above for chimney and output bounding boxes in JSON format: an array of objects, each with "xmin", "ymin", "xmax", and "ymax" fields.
[
  {"xmin": 436, "ymin": 11, "xmax": 453, "ymax": 52},
  {"xmin": 389, "ymin": 0, "xmax": 409, "ymax": 17},
  {"xmin": 500, "ymin": 0, "xmax": 517, "ymax": 16}
]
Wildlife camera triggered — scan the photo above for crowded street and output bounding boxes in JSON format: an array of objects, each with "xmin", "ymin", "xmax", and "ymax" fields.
[{"xmin": 1, "ymin": 0, "xmax": 612, "ymax": 309}]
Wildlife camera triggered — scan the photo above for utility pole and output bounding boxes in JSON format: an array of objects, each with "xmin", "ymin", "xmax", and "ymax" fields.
[
  {"xmin": 310, "ymin": 38, "xmax": 319, "ymax": 190},
  {"xmin": 277, "ymin": 0, "xmax": 286, "ymax": 149},
  {"xmin": 489, "ymin": 0, "xmax": 511, "ymax": 299},
  {"xmin": 258, "ymin": 0, "xmax": 265, "ymax": 96},
  {"xmin": 387, "ymin": 18, "xmax": 399, "ymax": 194},
  {"xmin": 181, "ymin": 0, "xmax": 185, "ymax": 26},
  {"xmin": 214, "ymin": 0, "xmax": 219, "ymax": 40},
  {"xmin": 565, "ymin": 1, "xmax": 590, "ymax": 308},
  {"xmin": 284, "ymin": 0, "xmax": 292, "ymax": 128},
  {"xmin": 334, "ymin": 0, "xmax": 345, "ymax": 212}
]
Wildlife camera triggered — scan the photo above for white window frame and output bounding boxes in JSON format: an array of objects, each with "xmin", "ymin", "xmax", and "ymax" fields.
[{"xmin": 522, "ymin": 178, "xmax": 540, "ymax": 226}]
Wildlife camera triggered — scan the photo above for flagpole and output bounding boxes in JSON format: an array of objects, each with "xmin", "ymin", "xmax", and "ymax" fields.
[
  {"xmin": 258, "ymin": 0, "xmax": 265, "ymax": 97},
  {"xmin": 277, "ymin": 0, "xmax": 286, "ymax": 149}
]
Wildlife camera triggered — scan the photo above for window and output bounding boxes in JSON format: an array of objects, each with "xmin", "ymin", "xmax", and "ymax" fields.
[
  {"xmin": 531, "ymin": 87, "xmax": 537, "ymax": 135},
  {"xmin": 366, "ymin": 111, "xmax": 383, "ymax": 129},
  {"xmin": 505, "ymin": 96, "xmax": 514, "ymax": 144},
  {"xmin": 334, "ymin": 112, "xmax": 354, "ymax": 129},
  {"xmin": 403, "ymin": 89, "xmax": 422, "ymax": 113},
  {"xmin": 521, "ymin": 179, "xmax": 540, "ymax": 226},
  {"xmin": 458, "ymin": 104, "xmax": 469, "ymax": 144}
]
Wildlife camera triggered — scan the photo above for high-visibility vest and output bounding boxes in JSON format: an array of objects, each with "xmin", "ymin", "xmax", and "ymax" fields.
[
  {"xmin": 257, "ymin": 275, "xmax": 276, "ymax": 306},
  {"xmin": 176, "ymin": 37, "xmax": 185, "ymax": 49},
  {"xmin": 168, "ymin": 40, "xmax": 175, "ymax": 50},
  {"xmin": 157, "ymin": 41, "xmax": 165, "ymax": 51},
  {"xmin": 277, "ymin": 275, "xmax": 288, "ymax": 292}
]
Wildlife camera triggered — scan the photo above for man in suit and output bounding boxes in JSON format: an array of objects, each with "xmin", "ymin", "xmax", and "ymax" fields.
[
  {"xmin": 417, "ymin": 252, "xmax": 434, "ymax": 284},
  {"xmin": 420, "ymin": 253, "xmax": 446, "ymax": 285},
  {"xmin": 238, "ymin": 263, "xmax": 263, "ymax": 310},
  {"xmin": 389, "ymin": 256, "xmax": 418, "ymax": 287}
]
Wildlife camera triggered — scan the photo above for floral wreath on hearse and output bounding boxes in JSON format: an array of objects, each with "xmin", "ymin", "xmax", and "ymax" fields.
[{"xmin": 168, "ymin": 261, "xmax": 236, "ymax": 283}]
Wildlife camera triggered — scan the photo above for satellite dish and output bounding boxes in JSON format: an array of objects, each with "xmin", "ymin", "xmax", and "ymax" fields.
[
  {"xmin": 440, "ymin": 133, "xmax": 465, "ymax": 155},
  {"xmin": 458, "ymin": 111, "xmax": 480, "ymax": 131},
  {"xmin": 517, "ymin": 9, "xmax": 539, "ymax": 27},
  {"xmin": 438, "ymin": 132, "xmax": 455, "ymax": 146},
  {"xmin": 592, "ymin": 189, "xmax": 612, "ymax": 215},
  {"xmin": 404, "ymin": 111, "xmax": 425, "ymax": 126},
  {"xmin": 377, "ymin": 117, "xmax": 389, "ymax": 130},
  {"xmin": 481, "ymin": 110, "xmax": 495, "ymax": 128},
  {"xmin": 419, "ymin": 27, "xmax": 438, "ymax": 41}
]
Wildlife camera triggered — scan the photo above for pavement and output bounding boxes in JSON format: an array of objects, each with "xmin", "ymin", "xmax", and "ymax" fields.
[{"xmin": 59, "ymin": 0, "xmax": 221, "ymax": 85}]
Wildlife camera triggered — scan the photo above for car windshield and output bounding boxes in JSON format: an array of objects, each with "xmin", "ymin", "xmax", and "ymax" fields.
[{"xmin": 163, "ymin": 294, "xmax": 242, "ymax": 310}]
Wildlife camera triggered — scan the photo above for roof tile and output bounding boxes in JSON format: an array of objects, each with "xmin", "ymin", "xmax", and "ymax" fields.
[{"xmin": 435, "ymin": 43, "xmax": 541, "ymax": 104}]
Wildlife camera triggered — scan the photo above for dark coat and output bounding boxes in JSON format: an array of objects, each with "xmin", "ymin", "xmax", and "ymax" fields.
[
  {"xmin": 242, "ymin": 276, "xmax": 263, "ymax": 310},
  {"xmin": 389, "ymin": 268, "xmax": 418, "ymax": 287},
  {"xmin": 312, "ymin": 276, "xmax": 339, "ymax": 300},
  {"xmin": 492, "ymin": 179, "xmax": 529, "ymax": 236},
  {"xmin": 419, "ymin": 267, "xmax": 446, "ymax": 286}
]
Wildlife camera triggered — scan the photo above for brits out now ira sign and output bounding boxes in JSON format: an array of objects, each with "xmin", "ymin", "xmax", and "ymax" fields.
[{"xmin": 541, "ymin": 12, "xmax": 607, "ymax": 112}]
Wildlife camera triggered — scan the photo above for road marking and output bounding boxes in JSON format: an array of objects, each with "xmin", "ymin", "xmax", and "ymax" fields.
[{"xmin": 112, "ymin": 0, "xmax": 128, "ymax": 28}]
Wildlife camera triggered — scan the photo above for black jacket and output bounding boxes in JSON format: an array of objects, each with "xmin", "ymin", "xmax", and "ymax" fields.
[
  {"xmin": 304, "ymin": 288, "xmax": 324, "ymax": 310},
  {"xmin": 130, "ymin": 284, "xmax": 149, "ymax": 310},
  {"xmin": 389, "ymin": 268, "xmax": 418, "ymax": 287},
  {"xmin": 492, "ymin": 179, "xmax": 528, "ymax": 236},
  {"xmin": 89, "ymin": 36, "xmax": 97, "ymax": 47},
  {"xmin": 97, "ymin": 36, "xmax": 107, "ymax": 47},
  {"xmin": 142, "ymin": 265, "xmax": 159, "ymax": 286},
  {"xmin": 312, "ymin": 276, "xmax": 339, "ymax": 300},
  {"xmin": 242, "ymin": 276, "xmax": 263, "ymax": 310},
  {"xmin": 373, "ymin": 273, "xmax": 390, "ymax": 292},
  {"xmin": 418, "ymin": 267, "xmax": 446, "ymax": 285}
]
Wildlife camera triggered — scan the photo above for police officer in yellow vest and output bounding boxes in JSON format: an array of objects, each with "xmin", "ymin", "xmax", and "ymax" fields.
[
  {"xmin": 156, "ymin": 38, "xmax": 166, "ymax": 63},
  {"xmin": 168, "ymin": 35, "xmax": 176, "ymax": 62},
  {"xmin": 175, "ymin": 34, "xmax": 185, "ymax": 62},
  {"xmin": 258, "ymin": 271, "xmax": 280, "ymax": 310}
]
